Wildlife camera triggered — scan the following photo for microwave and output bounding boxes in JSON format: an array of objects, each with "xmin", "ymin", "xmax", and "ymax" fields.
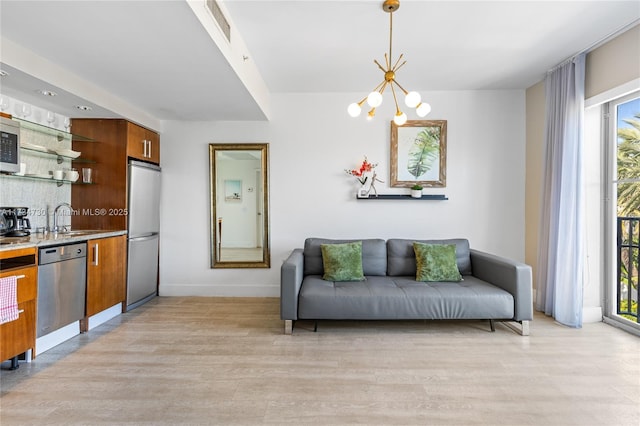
[{"xmin": 0, "ymin": 117, "xmax": 20, "ymax": 173}]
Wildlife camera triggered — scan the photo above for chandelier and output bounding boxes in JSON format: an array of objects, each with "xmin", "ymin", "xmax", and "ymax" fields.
[{"xmin": 348, "ymin": 0, "xmax": 431, "ymax": 125}]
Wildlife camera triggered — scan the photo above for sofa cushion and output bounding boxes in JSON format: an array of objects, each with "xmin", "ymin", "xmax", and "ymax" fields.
[
  {"xmin": 387, "ymin": 238, "xmax": 472, "ymax": 276},
  {"xmin": 304, "ymin": 238, "xmax": 387, "ymax": 276},
  {"xmin": 298, "ymin": 275, "xmax": 514, "ymax": 320},
  {"xmin": 413, "ymin": 242, "xmax": 462, "ymax": 282},
  {"xmin": 320, "ymin": 241, "xmax": 365, "ymax": 282}
]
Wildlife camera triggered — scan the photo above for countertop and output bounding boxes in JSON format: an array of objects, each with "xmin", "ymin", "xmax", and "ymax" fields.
[{"xmin": 0, "ymin": 230, "xmax": 127, "ymax": 252}]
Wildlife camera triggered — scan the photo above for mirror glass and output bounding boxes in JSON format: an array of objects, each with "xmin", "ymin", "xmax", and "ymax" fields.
[{"xmin": 209, "ymin": 143, "xmax": 270, "ymax": 268}]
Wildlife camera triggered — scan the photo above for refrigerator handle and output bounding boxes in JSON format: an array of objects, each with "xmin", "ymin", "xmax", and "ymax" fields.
[{"xmin": 129, "ymin": 233, "xmax": 158, "ymax": 242}]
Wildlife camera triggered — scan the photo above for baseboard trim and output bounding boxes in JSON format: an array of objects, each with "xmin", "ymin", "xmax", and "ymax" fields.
[
  {"xmin": 159, "ymin": 284, "xmax": 279, "ymax": 297},
  {"xmin": 534, "ymin": 289, "xmax": 603, "ymax": 324},
  {"xmin": 582, "ymin": 306, "xmax": 603, "ymax": 323},
  {"xmin": 87, "ymin": 304, "xmax": 122, "ymax": 331}
]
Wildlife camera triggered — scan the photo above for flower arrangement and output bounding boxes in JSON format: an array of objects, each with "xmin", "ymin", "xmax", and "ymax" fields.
[
  {"xmin": 345, "ymin": 156, "xmax": 384, "ymax": 197},
  {"xmin": 345, "ymin": 156, "xmax": 377, "ymax": 185}
]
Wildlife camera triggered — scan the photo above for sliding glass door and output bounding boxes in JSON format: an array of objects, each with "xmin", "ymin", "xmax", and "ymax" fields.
[{"xmin": 607, "ymin": 92, "xmax": 640, "ymax": 330}]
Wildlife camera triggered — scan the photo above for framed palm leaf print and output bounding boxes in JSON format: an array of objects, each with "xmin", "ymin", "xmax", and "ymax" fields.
[{"xmin": 390, "ymin": 120, "xmax": 447, "ymax": 188}]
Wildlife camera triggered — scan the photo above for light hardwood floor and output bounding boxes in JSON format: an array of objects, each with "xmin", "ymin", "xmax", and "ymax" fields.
[{"xmin": 1, "ymin": 297, "xmax": 638, "ymax": 425}]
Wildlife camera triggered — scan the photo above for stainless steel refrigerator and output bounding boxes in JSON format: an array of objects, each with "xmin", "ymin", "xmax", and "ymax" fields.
[{"xmin": 126, "ymin": 160, "xmax": 161, "ymax": 310}]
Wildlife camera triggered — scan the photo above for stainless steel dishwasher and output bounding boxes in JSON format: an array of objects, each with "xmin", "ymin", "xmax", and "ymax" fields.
[{"xmin": 37, "ymin": 242, "xmax": 87, "ymax": 337}]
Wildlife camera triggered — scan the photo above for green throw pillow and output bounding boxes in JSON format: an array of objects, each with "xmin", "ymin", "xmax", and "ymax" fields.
[
  {"xmin": 413, "ymin": 242, "xmax": 462, "ymax": 282},
  {"xmin": 320, "ymin": 241, "xmax": 365, "ymax": 282}
]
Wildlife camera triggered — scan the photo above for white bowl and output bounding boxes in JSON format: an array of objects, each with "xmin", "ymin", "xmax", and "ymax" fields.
[{"xmin": 55, "ymin": 148, "xmax": 81, "ymax": 159}]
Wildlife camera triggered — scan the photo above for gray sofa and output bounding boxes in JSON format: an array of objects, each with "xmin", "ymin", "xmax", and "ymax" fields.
[{"xmin": 280, "ymin": 238, "xmax": 532, "ymax": 335}]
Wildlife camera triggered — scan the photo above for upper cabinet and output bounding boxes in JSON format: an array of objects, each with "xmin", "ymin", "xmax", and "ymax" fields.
[
  {"xmin": 126, "ymin": 122, "xmax": 160, "ymax": 164},
  {"xmin": 70, "ymin": 119, "xmax": 160, "ymax": 230}
]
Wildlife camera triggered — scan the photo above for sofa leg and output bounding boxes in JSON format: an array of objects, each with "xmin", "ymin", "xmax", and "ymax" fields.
[
  {"xmin": 314, "ymin": 321, "xmax": 318, "ymax": 332},
  {"xmin": 284, "ymin": 320, "xmax": 293, "ymax": 335},
  {"xmin": 503, "ymin": 320, "xmax": 530, "ymax": 336},
  {"xmin": 489, "ymin": 319, "xmax": 495, "ymax": 332}
]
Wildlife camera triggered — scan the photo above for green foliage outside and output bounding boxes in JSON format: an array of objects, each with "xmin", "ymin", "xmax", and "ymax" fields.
[
  {"xmin": 617, "ymin": 113, "xmax": 640, "ymax": 216},
  {"xmin": 619, "ymin": 300, "xmax": 638, "ymax": 322}
]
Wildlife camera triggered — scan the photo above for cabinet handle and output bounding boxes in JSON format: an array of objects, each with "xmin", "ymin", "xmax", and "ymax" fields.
[
  {"xmin": 147, "ymin": 140, "xmax": 152, "ymax": 159},
  {"xmin": 142, "ymin": 140, "xmax": 147, "ymax": 158},
  {"xmin": 92, "ymin": 243, "xmax": 99, "ymax": 266}
]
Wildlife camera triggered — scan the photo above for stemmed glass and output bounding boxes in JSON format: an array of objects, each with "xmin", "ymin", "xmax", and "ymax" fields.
[
  {"xmin": 20, "ymin": 103, "xmax": 31, "ymax": 118},
  {"xmin": 0, "ymin": 96, "xmax": 9, "ymax": 112},
  {"xmin": 46, "ymin": 111, "xmax": 57, "ymax": 126}
]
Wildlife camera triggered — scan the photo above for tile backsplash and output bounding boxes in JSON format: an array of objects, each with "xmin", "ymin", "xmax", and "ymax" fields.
[{"xmin": 1, "ymin": 95, "xmax": 73, "ymax": 231}]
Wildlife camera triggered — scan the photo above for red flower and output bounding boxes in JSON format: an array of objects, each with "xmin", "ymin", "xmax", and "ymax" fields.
[{"xmin": 345, "ymin": 156, "xmax": 377, "ymax": 184}]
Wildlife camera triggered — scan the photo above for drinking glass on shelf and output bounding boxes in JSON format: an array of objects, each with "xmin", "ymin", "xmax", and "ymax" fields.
[
  {"xmin": 82, "ymin": 167, "xmax": 92, "ymax": 183},
  {"xmin": 63, "ymin": 117, "xmax": 71, "ymax": 131},
  {"xmin": 46, "ymin": 111, "xmax": 57, "ymax": 125},
  {"xmin": 20, "ymin": 104, "xmax": 31, "ymax": 118},
  {"xmin": 0, "ymin": 96, "xmax": 9, "ymax": 112}
]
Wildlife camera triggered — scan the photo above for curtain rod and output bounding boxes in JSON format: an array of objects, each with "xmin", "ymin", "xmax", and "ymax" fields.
[{"xmin": 548, "ymin": 18, "xmax": 640, "ymax": 73}]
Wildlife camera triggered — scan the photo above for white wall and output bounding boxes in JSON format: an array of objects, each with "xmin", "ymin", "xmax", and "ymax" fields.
[
  {"xmin": 159, "ymin": 90, "xmax": 526, "ymax": 297},
  {"xmin": 583, "ymin": 104, "xmax": 604, "ymax": 322}
]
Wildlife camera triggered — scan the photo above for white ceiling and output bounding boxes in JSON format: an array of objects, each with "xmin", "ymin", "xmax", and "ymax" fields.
[{"xmin": 1, "ymin": 0, "xmax": 639, "ymax": 125}]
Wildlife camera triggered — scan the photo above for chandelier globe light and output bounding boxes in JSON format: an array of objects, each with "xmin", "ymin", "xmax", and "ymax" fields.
[{"xmin": 348, "ymin": 0, "xmax": 430, "ymax": 125}]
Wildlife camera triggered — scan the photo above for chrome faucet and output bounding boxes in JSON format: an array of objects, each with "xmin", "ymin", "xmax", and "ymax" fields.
[{"xmin": 53, "ymin": 202, "xmax": 72, "ymax": 233}]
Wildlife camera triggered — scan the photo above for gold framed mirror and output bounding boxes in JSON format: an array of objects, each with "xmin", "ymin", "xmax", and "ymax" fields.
[{"xmin": 209, "ymin": 143, "xmax": 270, "ymax": 268}]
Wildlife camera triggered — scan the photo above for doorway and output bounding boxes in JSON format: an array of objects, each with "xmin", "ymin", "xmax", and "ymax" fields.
[{"xmin": 605, "ymin": 92, "xmax": 640, "ymax": 331}]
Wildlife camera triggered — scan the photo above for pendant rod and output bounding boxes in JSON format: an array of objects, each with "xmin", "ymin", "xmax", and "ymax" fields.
[{"xmin": 388, "ymin": 9, "xmax": 393, "ymax": 70}]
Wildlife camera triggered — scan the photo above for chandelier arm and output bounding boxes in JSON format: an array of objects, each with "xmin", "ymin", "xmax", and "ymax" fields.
[
  {"xmin": 384, "ymin": 53, "xmax": 390, "ymax": 71},
  {"xmin": 374, "ymin": 81, "xmax": 389, "ymax": 97},
  {"xmin": 393, "ymin": 60, "xmax": 407, "ymax": 74},
  {"xmin": 393, "ymin": 79, "xmax": 409, "ymax": 95},
  {"xmin": 391, "ymin": 54, "xmax": 404, "ymax": 72},
  {"xmin": 374, "ymin": 60, "xmax": 387, "ymax": 74},
  {"xmin": 390, "ymin": 81, "xmax": 401, "ymax": 114}
]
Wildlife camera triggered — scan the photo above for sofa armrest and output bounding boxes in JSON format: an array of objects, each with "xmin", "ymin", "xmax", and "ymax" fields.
[
  {"xmin": 280, "ymin": 249, "xmax": 304, "ymax": 320},
  {"xmin": 470, "ymin": 249, "xmax": 533, "ymax": 322}
]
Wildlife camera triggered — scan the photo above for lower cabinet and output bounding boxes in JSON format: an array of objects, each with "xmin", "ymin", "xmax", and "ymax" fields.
[
  {"xmin": 82, "ymin": 235, "xmax": 127, "ymax": 331},
  {"xmin": 0, "ymin": 247, "xmax": 38, "ymax": 364}
]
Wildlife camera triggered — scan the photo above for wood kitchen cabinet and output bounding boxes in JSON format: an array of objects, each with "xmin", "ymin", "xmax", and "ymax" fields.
[
  {"xmin": 82, "ymin": 235, "xmax": 127, "ymax": 331},
  {"xmin": 0, "ymin": 247, "xmax": 38, "ymax": 365},
  {"xmin": 126, "ymin": 122, "xmax": 160, "ymax": 164},
  {"xmin": 71, "ymin": 119, "xmax": 160, "ymax": 230}
]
